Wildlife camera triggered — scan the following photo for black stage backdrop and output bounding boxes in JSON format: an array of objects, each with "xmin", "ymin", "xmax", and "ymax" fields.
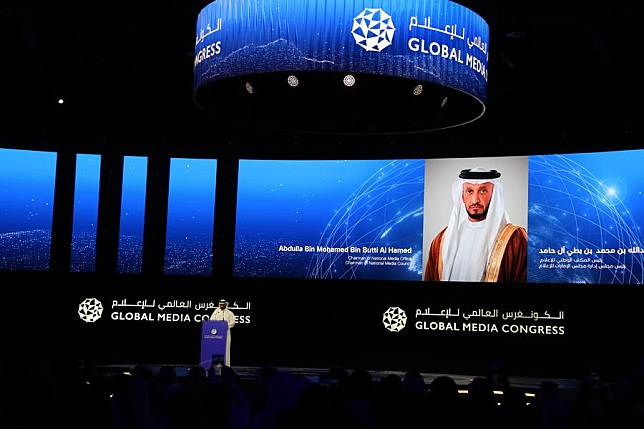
[{"xmin": 5, "ymin": 271, "xmax": 641, "ymax": 380}]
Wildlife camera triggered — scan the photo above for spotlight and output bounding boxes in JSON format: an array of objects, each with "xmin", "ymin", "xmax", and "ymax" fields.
[
  {"xmin": 287, "ymin": 75, "xmax": 299, "ymax": 87},
  {"xmin": 343, "ymin": 74, "xmax": 356, "ymax": 87},
  {"xmin": 245, "ymin": 82, "xmax": 254, "ymax": 94},
  {"xmin": 440, "ymin": 96, "xmax": 448, "ymax": 107},
  {"xmin": 58, "ymin": 98, "xmax": 64, "ymax": 104},
  {"xmin": 413, "ymin": 84, "xmax": 423, "ymax": 96}
]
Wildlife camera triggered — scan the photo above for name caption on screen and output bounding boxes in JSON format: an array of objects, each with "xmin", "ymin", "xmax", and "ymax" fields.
[{"xmin": 279, "ymin": 245, "xmax": 412, "ymax": 254}]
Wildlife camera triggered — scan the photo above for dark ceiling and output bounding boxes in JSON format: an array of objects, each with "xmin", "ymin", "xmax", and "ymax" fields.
[{"xmin": 4, "ymin": 1, "xmax": 644, "ymax": 158}]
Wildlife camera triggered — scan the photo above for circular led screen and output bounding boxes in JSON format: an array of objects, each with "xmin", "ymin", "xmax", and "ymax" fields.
[{"xmin": 194, "ymin": 0, "xmax": 489, "ymax": 134}]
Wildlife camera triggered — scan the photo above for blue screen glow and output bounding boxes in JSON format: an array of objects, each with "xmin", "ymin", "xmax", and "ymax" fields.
[
  {"xmin": 164, "ymin": 158, "xmax": 217, "ymax": 275},
  {"xmin": 195, "ymin": 0, "xmax": 489, "ymax": 101},
  {"xmin": 0, "ymin": 148, "xmax": 57, "ymax": 271},
  {"xmin": 71, "ymin": 154, "xmax": 101, "ymax": 272},
  {"xmin": 117, "ymin": 156, "xmax": 148, "ymax": 274},
  {"xmin": 528, "ymin": 150, "xmax": 644, "ymax": 284},
  {"xmin": 234, "ymin": 160, "xmax": 425, "ymax": 280},
  {"xmin": 235, "ymin": 152, "xmax": 644, "ymax": 285}
]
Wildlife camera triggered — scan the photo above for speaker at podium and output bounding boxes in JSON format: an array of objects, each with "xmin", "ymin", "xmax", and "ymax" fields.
[{"xmin": 200, "ymin": 320, "xmax": 229, "ymax": 370}]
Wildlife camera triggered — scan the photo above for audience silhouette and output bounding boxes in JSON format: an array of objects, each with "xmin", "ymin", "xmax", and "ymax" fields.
[{"xmin": 63, "ymin": 358, "xmax": 644, "ymax": 429}]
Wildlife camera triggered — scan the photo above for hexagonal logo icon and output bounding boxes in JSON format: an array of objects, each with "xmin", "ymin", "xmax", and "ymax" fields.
[
  {"xmin": 78, "ymin": 298, "xmax": 103, "ymax": 323},
  {"xmin": 352, "ymin": 8, "xmax": 396, "ymax": 52},
  {"xmin": 383, "ymin": 306, "xmax": 407, "ymax": 332}
]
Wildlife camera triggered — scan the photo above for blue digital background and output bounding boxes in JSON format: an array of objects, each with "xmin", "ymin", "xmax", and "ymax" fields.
[
  {"xmin": 117, "ymin": 156, "xmax": 148, "ymax": 274},
  {"xmin": 234, "ymin": 160, "xmax": 425, "ymax": 280},
  {"xmin": 164, "ymin": 158, "xmax": 217, "ymax": 276},
  {"xmin": 3, "ymin": 146, "xmax": 643, "ymax": 285},
  {"xmin": 195, "ymin": 0, "xmax": 488, "ymax": 101},
  {"xmin": 71, "ymin": 154, "xmax": 101, "ymax": 272},
  {"xmin": 0, "ymin": 149, "xmax": 57, "ymax": 271},
  {"xmin": 528, "ymin": 151, "xmax": 644, "ymax": 284}
]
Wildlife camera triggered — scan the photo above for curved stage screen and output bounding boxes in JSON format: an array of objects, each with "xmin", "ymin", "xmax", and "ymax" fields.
[
  {"xmin": 194, "ymin": 0, "xmax": 488, "ymax": 99},
  {"xmin": 234, "ymin": 150, "xmax": 644, "ymax": 284},
  {"xmin": 193, "ymin": 0, "xmax": 489, "ymax": 132}
]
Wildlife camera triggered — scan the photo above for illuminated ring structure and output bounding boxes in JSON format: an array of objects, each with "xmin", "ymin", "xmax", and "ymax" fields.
[{"xmin": 193, "ymin": 0, "xmax": 489, "ymax": 134}]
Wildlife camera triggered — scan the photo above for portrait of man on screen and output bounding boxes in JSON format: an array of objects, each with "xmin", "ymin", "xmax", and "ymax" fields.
[{"xmin": 424, "ymin": 167, "xmax": 527, "ymax": 282}]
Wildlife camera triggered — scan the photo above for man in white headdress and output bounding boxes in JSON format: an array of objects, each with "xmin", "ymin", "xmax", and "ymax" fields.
[
  {"xmin": 210, "ymin": 299, "xmax": 236, "ymax": 365},
  {"xmin": 424, "ymin": 168, "xmax": 527, "ymax": 282}
]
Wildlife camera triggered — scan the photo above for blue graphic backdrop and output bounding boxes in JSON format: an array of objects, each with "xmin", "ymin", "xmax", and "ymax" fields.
[
  {"xmin": 2, "ymin": 147, "xmax": 642, "ymax": 285},
  {"xmin": 195, "ymin": 0, "xmax": 489, "ymax": 101},
  {"xmin": 0, "ymin": 149, "xmax": 57, "ymax": 271},
  {"xmin": 234, "ymin": 160, "xmax": 425, "ymax": 280},
  {"xmin": 71, "ymin": 154, "xmax": 101, "ymax": 272},
  {"xmin": 117, "ymin": 156, "xmax": 148, "ymax": 274},
  {"xmin": 164, "ymin": 158, "xmax": 217, "ymax": 276},
  {"xmin": 528, "ymin": 151, "xmax": 644, "ymax": 284}
]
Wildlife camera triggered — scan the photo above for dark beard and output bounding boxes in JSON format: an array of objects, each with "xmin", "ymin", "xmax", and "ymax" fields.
[{"xmin": 467, "ymin": 205, "xmax": 489, "ymax": 220}]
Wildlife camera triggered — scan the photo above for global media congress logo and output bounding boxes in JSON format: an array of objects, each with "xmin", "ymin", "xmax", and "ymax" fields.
[
  {"xmin": 78, "ymin": 298, "xmax": 103, "ymax": 323},
  {"xmin": 352, "ymin": 8, "xmax": 396, "ymax": 52},
  {"xmin": 383, "ymin": 306, "xmax": 407, "ymax": 332}
]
